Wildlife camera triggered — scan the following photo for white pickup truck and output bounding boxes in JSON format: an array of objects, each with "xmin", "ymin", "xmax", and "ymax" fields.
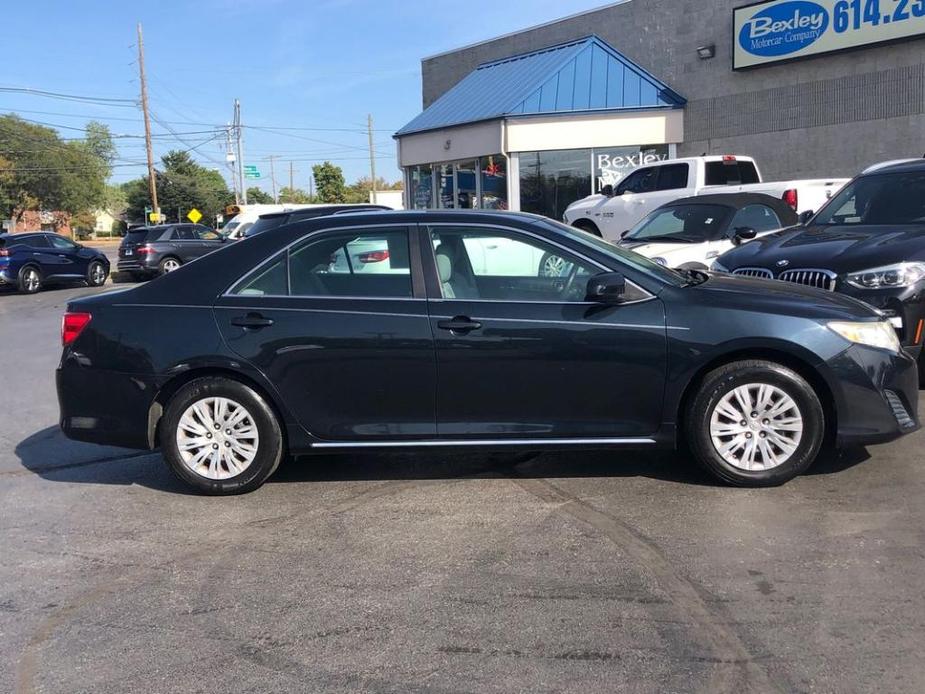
[{"xmin": 563, "ymin": 155, "xmax": 847, "ymax": 242}]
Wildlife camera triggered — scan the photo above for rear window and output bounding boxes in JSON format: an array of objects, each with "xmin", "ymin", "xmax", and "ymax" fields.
[
  {"xmin": 245, "ymin": 216, "xmax": 289, "ymax": 237},
  {"xmin": 124, "ymin": 229, "xmax": 154, "ymax": 243},
  {"xmin": 705, "ymin": 160, "xmax": 760, "ymax": 186}
]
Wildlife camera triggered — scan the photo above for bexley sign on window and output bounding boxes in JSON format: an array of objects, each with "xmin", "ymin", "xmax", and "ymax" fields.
[{"xmin": 734, "ymin": 0, "xmax": 925, "ymax": 69}]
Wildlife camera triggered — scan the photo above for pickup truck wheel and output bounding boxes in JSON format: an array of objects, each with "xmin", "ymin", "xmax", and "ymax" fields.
[
  {"xmin": 538, "ymin": 252, "xmax": 572, "ymax": 278},
  {"xmin": 572, "ymin": 220, "xmax": 602, "ymax": 237},
  {"xmin": 918, "ymin": 350, "xmax": 925, "ymax": 388},
  {"xmin": 159, "ymin": 257, "xmax": 181, "ymax": 274},
  {"xmin": 686, "ymin": 360, "xmax": 824, "ymax": 487}
]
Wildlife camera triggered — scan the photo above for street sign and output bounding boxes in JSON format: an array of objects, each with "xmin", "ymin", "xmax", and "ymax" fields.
[
  {"xmin": 186, "ymin": 208, "xmax": 203, "ymax": 224},
  {"xmin": 148, "ymin": 212, "xmax": 162, "ymax": 223},
  {"xmin": 243, "ymin": 164, "xmax": 261, "ymax": 179}
]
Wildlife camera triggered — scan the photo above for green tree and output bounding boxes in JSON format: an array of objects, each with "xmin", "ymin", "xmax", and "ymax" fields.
[
  {"xmin": 279, "ymin": 186, "xmax": 314, "ymax": 204},
  {"xmin": 124, "ymin": 150, "xmax": 233, "ymax": 225},
  {"xmin": 345, "ymin": 176, "xmax": 403, "ymax": 204},
  {"xmin": 312, "ymin": 162, "xmax": 347, "ymax": 203},
  {"xmin": 0, "ymin": 115, "xmax": 115, "ymax": 226},
  {"xmin": 246, "ymin": 187, "xmax": 274, "ymax": 204}
]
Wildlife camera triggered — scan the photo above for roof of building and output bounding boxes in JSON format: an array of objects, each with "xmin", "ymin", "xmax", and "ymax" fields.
[{"xmin": 396, "ymin": 35, "xmax": 685, "ymax": 137}]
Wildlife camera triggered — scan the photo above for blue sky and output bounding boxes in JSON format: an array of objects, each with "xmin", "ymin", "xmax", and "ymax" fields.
[{"xmin": 0, "ymin": 0, "xmax": 607, "ymax": 195}]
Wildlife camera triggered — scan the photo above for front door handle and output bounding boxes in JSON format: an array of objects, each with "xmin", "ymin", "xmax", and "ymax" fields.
[
  {"xmin": 437, "ymin": 316, "xmax": 482, "ymax": 334},
  {"xmin": 231, "ymin": 313, "xmax": 274, "ymax": 329}
]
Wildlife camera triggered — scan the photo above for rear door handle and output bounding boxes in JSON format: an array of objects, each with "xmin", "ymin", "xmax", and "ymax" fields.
[
  {"xmin": 437, "ymin": 316, "xmax": 482, "ymax": 334},
  {"xmin": 231, "ymin": 313, "xmax": 274, "ymax": 329}
]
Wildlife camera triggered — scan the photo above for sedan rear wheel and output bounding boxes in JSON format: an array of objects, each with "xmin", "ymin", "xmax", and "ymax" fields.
[
  {"xmin": 18, "ymin": 266, "xmax": 42, "ymax": 294},
  {"xmin": 161, "ymin": 377, "xmax": 283, "ymax": 494},
  {"xmin": 87, "ymin": 261, "xmax": 108, "ymax": 287},
  {"xmin": 686, "ymin": 360, "xmax": 824, "ymax": 486},
  {"xmin": 159, "ymin": 257, "xmax": 181, "ymax": 274}
]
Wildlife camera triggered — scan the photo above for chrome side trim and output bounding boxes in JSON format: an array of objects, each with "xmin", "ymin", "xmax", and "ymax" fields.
[
  {"xmin": 429, "ymin": 315, "xmax": 687, "ymax": 331},
  {"xmin": 311, "ymin": 437, "xmax": 657, "ymax": 449}
]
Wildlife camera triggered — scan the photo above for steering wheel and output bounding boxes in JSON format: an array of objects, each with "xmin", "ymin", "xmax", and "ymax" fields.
[{"xmin": 561, "ymin": 262, "xmax": 585, "ymax": 302}]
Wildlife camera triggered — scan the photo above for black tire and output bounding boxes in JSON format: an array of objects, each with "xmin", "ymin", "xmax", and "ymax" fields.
[
  {"xmin": 918, "ymin": 350, "xmax": 925, "ymax": 389},
  {"xmin": 159, "ymin": 256, "xmax": 182, "ymax": 274},
  {"xmin": 160, "ymin": 377, "xmax": 284, "ymax": 495},
  {"xmin": 87, "ymin": 260, "xmax": 108, "ymax": 287},
  {"xmin": 685, "ymin": 360, "xmax": 825, "ymax": 487},
  {"xmin": 18, "ymin": 265, "xmax": 42, "ymax": 294}
]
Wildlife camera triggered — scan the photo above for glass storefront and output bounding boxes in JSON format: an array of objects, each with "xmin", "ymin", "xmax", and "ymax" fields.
[
  {"xmin": 405, "ymin": 156, "xmax": 509, "ymax": 211},
  {"xmin": 519, "ymin": 149, "xmax": 593, "ymax": 221},
  {"xmin": 403, "ymin": 145, "xmax": 667, "ymax": 218},
  {"xmin": 408, "ymin": 164, "xmax": 433, "ymax": 210}
]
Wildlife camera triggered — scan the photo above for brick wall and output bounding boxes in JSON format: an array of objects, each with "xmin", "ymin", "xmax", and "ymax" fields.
[{"xmin": 10, "ymin": 210, "xmax": 72, "ymax": 236}]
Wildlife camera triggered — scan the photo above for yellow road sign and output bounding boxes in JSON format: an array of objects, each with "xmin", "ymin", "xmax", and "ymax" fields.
[{"xmin": 186, "ymin": 208, "xmax": 203, "ymax": 224}]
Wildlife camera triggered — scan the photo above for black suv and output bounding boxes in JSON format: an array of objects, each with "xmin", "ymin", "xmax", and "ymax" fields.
[
  {"xmin": 714, "ymin": 159, "xmax": 925, "ymax": 383},
  {"xmin": 243, "ymin": 204, "xmax": 391, "ymax": 238},
  {"xmin": 117, "ymin": 224, "xmax": 226, "ymax": 278}
]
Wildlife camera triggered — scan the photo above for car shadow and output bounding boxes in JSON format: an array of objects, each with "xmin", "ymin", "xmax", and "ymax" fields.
[{"xmin": 17, "ymin": 426, "xmax": 875, "ymax": 493}]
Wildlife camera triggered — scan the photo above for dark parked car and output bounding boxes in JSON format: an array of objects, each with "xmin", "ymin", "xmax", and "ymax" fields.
[
  {"xmin": 0, "ymin": 232, "xmax": 109, "ymax": 294},
  {"xmin": 243, "ymin": 204, "xmax": 391, "ymax": 238},
  {"xmin": 58, "ymin": 211, "xmax": 918, "ymax": 494},
  {"xmin": 117, "ymin": 223, "xmax": 226, "ymax": 278},
  {"xmin": 714, "ymin": 159, "xmax": 925, "ymax": 384}
]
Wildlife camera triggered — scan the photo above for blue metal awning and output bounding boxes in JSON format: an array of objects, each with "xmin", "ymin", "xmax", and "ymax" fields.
[{"xmin": 396, "ymin": 36, "xmax": 686, "ymax": 137}]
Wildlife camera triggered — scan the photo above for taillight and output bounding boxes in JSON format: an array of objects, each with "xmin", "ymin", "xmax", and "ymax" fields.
[
  {"xmin": 62, "ymin": 312, "xmax": 91, "ymax": 346},
  {"xmin": 0, "ymin": 248, "xmax": 9, "ymax": 257},
  {"xmin": 358, "ymin": 250, "xmax": 390, "ymax": 264},
  {"xmin": 136, "ymin": 245, "xmax": 153, "ymax": 254},
  {"xmin": 782, "ymin": 189, "xmax": 798, "ymax": 210}
]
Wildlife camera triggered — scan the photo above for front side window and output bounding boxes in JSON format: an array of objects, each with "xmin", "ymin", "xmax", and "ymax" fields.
[
  {"xmin": 429, "ymin": 226, "xmax": 598, "ymax": 303},
  {"xmin": 729, "ymin": 205, "xmax": 783, "ymax": 233},
  {"xmin": 233, "ymin": 227, "xmax": 412, "ymax": 298},
  {"xmin": 616, "ymin": 167, "xmax": 658, "ymax": 195},
  {"xmin": 814, "ymin": 172, "xmax": 925, "ymax": 226},
  {"xmin": 197, "ymin": 227, "xmax": 221, "ymax": 241},
  {"xmin": 48, "ymin": 234, "xmax": 77, "ymax": 250}
]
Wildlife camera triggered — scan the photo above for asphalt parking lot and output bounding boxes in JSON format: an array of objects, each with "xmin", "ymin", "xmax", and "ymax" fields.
[{"xmin": 2, "ymin": 278, "xmax": 924, "ymax": 694}]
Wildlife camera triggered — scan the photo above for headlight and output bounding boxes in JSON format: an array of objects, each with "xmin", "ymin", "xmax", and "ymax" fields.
[
  {"xmin": 652, "ymin": 257, "xmax": 668, "ymax": 267},
  {"xmin": 845, "ymin": 262, "xmax": 925, "ymax": 289},
  {"xmin": 828, "ymin": 320, "xmax": 901, "ymax": 353},
  {"xmin": 710, "ymin": 261, "xmax": 729, "ymax": 273}
]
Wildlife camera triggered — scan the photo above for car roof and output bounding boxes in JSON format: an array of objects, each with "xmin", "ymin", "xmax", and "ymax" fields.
[
  {"xmin": 863, "ymin": 158, "xmax": 925, "ymax": 175},
  {"xmin": 258, "ymin": 204, "xmax": 391, "ymax": 220}
]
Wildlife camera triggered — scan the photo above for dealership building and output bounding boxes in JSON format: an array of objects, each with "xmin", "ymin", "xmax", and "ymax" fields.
[{"xmin": 395, "ymin": 0, "xmax": 925, "ymax": 218}]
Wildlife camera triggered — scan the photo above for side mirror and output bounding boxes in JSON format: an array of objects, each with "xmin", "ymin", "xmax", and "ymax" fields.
[
  {"xmin": 620, "ymin": 230, "xmax": 631, "ymax": 240},
  {"xmin": 798, "ymin": 210, "xmax": 814, "ymax": 225},
  {"xmin": 600, "ymin": 184, "xmax": 614, "ymax": 197},
  {"xmin": 585, "ymin": 271, "xmax": 626, "ymax": 304},
  {"xmin": 732, "ymin": 226, "xmax": 757, "ymax": 245}
]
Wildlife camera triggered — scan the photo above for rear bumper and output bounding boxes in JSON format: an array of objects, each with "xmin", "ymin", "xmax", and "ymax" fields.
[
  {"xmin": 116, "ymin": 258, "xmax": 156, "ymax": 274},
  {"xmin": 57, "ymin": 358, "xmax": 157, "ymax": 450},
  {"xmin": 828, "ymin": 344, "xmax": 920, "ymax": 447}
]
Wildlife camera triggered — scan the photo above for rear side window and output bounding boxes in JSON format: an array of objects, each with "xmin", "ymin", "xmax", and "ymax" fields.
[
  {"xmin": 729, "ymin": 205, "xmax": 783, "ymax": 233},
  {"xmin": 24, "ymin": 235, "xmax": 50, "ymax": 249},
  {"xmin": 231, "ymin": 227, "xmax": 412, "ymax": 298},
  {"xmin": 171, "ymin": 226, "xmax": 195, "ymax": 240},
  {"xmin": 656, "ymin": 164, "xmax": 690, "ymax": 191},
  {"xmin": 705, "ymin": 161, "xmax": 760, "ymax": 186}
]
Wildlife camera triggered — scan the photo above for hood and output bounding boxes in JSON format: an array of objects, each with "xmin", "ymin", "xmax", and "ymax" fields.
[
  {"xmin": 619, "ymin": 239, "xmax": 697, "ymax": 261},
  {"xmin": 565, "ymin": 194, "xmax": 605, "ymax": 213},
  {"xmin": 718, "ymin": 224, "xmax": 925, "ymax": 273},
  {"xmin": 690, "ymin": 272, "xmax": 883, "ymax": 322}
]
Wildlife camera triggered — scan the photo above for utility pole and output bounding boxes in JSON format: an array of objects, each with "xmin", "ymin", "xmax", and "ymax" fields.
[
  {"xmin": 137, "ymin": 23, "xmax": 159, "ymax": 220},
  {"xmin": 309, "ymin": 173, "xmax": 314, "ymax": 201},
  {"xmin": 367, "ymin": 113, "xmax": 377, "ymax": 204},
  {"xmin": 225, "ymin": 123, "xmax": 239, "ymax": 204},
  {"xmin": 268, "ymin": 155, "xmax": 278, "ymax": 203},
  {"xmin": 234, "ymin": 99, "xmax": 247, "ymax": 205},
  {"xmin": 289, "ymin": 161, "xmax": 294, "ymax": 201}
]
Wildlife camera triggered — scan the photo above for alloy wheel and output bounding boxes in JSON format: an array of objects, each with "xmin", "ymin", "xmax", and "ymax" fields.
[
  {"xmin": 176, "ymin": 396, "xmax": 260, "ymax": 480},
  {"xmin": 90, "ymin": 263, "xmax": 106, "ymax": 285},
  {"xmin": 162, "ymin": 259, "xmax": 180, "ymax": 273},
  {"xmin": 709, "ymin": 383, "xmax": 804, "ymax": 471},
  {"xmin": 24, "ymin": 269, "xmax": 40, "ymax": 292},
  {"xmin": 541, "ymin": 254, "xmax": 571, "ymax": 278}
]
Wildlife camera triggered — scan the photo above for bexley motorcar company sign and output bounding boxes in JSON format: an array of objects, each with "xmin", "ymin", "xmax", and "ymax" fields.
[{"xmin": 734, "ymin": 0, "xmax": 925, "ymax": 68}]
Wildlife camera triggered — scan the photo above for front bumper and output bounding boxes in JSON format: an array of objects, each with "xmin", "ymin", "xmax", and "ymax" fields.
[
  {"xmin": 827, "ymin": 343, "xmax": 920, "ymax": 446},
  {"xmin": 57, "ymin": 357, "xmax": 158, "ymax": 450}
]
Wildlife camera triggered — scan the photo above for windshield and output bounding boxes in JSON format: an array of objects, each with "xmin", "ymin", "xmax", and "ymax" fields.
[
  {"xmin": 536, "ymin": 219, "xmax": 687, "ymax": 286},
  {"xmin": 814, "ymin": 171, "xmax": 925, "ymax": 225},
  {"xmin": 222, "ymin": 220, "xmax": 240, "ymax": 235},
  {"xmin": 626, "ymin": 204, "xmax": 731, "ymax": 243}
]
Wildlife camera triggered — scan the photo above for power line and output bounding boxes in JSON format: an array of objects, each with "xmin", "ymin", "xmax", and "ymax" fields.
[{"xmin": 0, "ymin": 86, "xmax": 138, "ymax": 106}]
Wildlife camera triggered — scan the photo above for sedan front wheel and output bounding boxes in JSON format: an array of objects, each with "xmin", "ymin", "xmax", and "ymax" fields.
[{"xmin": 686, "ymin": 360, "xmax": 824, "ymax": 486}]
